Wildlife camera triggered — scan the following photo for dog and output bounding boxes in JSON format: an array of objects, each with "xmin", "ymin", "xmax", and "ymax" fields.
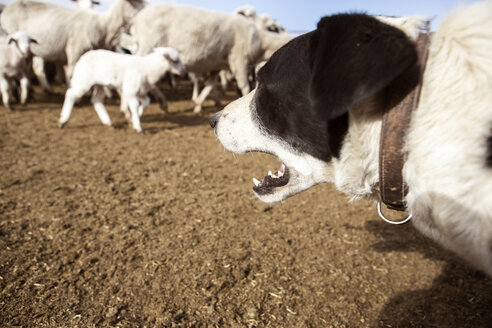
[{"xmin": 210, "ymin": 2, "xmax": 492, "ymax": 277}]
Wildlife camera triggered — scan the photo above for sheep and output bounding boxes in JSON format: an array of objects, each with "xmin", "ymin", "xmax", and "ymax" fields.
[
  {"xmin": 59, "ymin": 47, "xmax": 185, "ymax": 133},
  {"xmin": 217, "ymin": 5, "xmax": 292, "ymax": 92},
  {"xmin": 234, "ymin": 5, "xmax": 287, "ymax": 33},
  {"xmin": 1, "ymin": 0, "xmax": 144, "ymax": 87},
  {"xmin": 132, "ymin": 3, "xmax": 263, "ymax": 113},
  {"xmin": 0, "ymin": 31, "xmax": 38, "ymax": 111},
  {"xmin": 30, "ymin": 0, "xmax": 103, "ymax": 95}
]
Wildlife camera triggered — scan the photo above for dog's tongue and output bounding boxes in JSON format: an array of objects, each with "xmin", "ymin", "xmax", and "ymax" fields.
[{"xmin": 252, "ymin": 164, "xmax": 289, "ymax": 195}]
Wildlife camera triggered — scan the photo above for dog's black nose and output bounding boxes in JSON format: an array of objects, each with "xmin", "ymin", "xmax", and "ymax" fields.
[{"xmin": 209, "ymin": 112, "xmax": 221, "ymax": 129}]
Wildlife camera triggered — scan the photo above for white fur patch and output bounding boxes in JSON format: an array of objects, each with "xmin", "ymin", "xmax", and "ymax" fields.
[{"xmin": 404, "ymin": 1, "xmax": 492, "ymax": 276}]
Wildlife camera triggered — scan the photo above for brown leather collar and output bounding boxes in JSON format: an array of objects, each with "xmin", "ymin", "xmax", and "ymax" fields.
[{"xmin": 379, "ymin": 23, "xmax": 431, "ymax": 212}]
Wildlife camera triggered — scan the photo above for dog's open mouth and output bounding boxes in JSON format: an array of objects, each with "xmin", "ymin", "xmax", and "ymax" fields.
[{"xmin": 252, "ymin": 163, "xmax": 290, "ymax": 195}]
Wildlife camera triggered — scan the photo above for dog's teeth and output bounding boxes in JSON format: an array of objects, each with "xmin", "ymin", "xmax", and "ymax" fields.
[
  {"xmin": 253, "ymin": 178, "xmax": 260, "ymax": 187},
  {"xmin": 268, "ymin": 170, "xmax": 272, "ymax": 177},
  {"xmin": 277, "ymin": 170, "xmax": 284, "ymax": 177}
]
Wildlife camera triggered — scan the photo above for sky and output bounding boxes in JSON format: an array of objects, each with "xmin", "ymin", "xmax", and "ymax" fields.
[{"xmin": 0, "ymin": 0, "xmax": 480, "ymax": 33}]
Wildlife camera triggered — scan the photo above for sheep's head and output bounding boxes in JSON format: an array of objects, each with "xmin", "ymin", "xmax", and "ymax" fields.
[
  {"xmin": 153, "ymin": 47, "xmax": 186, "ymax": 77},
  {"xmin": 260, "ymin": 14, "xmax": 286, "ymax": 33},
  {"xmin": 70, "ymin": 0, "xmax": 100, "ymax": 10},
  {"xmin": 234, "ymin": 5, "xmax": 257, "ymax": 19},
  {"xmin": 8, "ymin": 32, "xmax": 38, "ymax": 58}
]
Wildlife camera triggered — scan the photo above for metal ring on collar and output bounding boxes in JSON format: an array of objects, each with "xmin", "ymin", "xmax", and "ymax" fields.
[{"xmin": 377, "ymin": 201, "xmax": 413, "ymax": 225}]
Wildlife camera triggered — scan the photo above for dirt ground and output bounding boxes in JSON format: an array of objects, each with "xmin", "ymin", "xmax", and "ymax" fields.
[{"xmin": 0, "ymin": 80, "xmax": 491, "ymax": 328}]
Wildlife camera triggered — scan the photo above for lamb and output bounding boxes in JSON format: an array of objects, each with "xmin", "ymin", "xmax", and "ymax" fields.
[
  {"xmin": 131, "ymin": 3, "xmax": 263, "ymax": 113},
  {"xmin": 58, "ymin": 47, "xmax": 185, "ymax": 133},
  {"xmin": 1, "ymin": 0, "xmax": 144, "ymax": 86},
  {"xmin": 0, "ymin": 31, "xmax": 38, "ymax": 111}
]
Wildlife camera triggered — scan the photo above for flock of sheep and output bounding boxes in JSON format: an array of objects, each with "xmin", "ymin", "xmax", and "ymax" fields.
[{"xmin": 0, "ymin": 0, "xmax": 293, "ymax": 132}]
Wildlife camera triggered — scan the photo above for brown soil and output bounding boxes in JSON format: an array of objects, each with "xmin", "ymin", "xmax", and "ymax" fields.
[{"xmin": 0, "ymin": 80, "xmax": 491, "ymax": 328}]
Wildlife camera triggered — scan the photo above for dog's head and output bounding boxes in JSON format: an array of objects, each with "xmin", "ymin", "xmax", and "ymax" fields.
[{"xmin": 211, "ymin": 13, "xmax": 420, "ymax": 203}]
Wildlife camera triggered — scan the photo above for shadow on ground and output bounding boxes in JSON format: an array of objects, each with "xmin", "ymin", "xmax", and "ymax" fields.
[{"xmin": 365, "ymin": 220, "xmax": 492, "ymax": 327}]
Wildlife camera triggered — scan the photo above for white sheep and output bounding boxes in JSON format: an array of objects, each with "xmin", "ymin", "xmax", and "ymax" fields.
[
  {"xmin": 132, "ymin": 3, "xmax": 263, "ymax": 113},
  {"xmin": 59, "ymin": 47, "xmax": 185, "ymax": 133},
  {"xmin": 217, "ymin": 5, "xmax": 292, "ymax": 92},
  {"xmin": 234, "ymin": 5, "xmax": 286, "ymax": 33},
  {"xmin": 0, "ymin": 31, "xmax": 38, "ymax": 111},
  {"xmin": 30, "ymin": 0, "xmax": 103, "ymax": 94},
  {"xmin": 209, "ymin": 22, "xmax": 294, "ymax": 111},
  {"xmin": 1, "ymin": 0, "xmax": 144, "ymax": 86}
]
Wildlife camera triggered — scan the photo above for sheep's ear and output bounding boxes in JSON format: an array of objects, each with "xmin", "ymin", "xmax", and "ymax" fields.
[
  {"xmin": 308, "ymin": 14, "xmax": 418, "ymax": 120},
  {"xmin": 161, "ymin": 50, "xmax": 176, "ymax": 62},
  {"xmin": 30, "ymin": 37, "xmax": 39, "ymax": 45},
  {"xmin": 162, "ymin": 52, "xmax": 172, "ymax": 61}
]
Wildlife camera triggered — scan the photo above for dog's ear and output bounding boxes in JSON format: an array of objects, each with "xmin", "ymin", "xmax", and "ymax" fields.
[{"xmin": 309, "ymin": 14, "xmax": 418, "ymax": 120}]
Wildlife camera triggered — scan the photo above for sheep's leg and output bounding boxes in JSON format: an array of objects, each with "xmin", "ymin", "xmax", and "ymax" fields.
[
  {"xmin": 91, "ymin": 86, "xmax": 112, "ymax": 128},
  {"xmin": 55, "ymin": 65, "xmax": 66, "ymax": 85},
  {"xmin": 211, "ymin": 85, "xmax": 222, "ymax": 107},
  {"xmin": 19, "ymin": 75, "xmax": 29, "ymax": 105},
  {"xmin": 167, "ymin": 73, "xmax": 176, "ymax": 90},
  {"xmin": 189, "ymin": 73, "xmax": 200, "ymax": 102},
  {"xmin": 229, "ymin": 59, "xmax": 250, "ymax": 96},
  {"xmin": 126, "ymin": 96, "xmax": 143, "ymax": 133},
  {"xmin": 32, "ymin": 56, "xmax": 53, "ymax": 94},
  {"xmin": 138, "ymin": 95, "xmax": 150, "ymax": 117},
  {"xmin": 65, "ymin": 61, "xmax": 75, "ymax": 86},
  {"xmin": 59, "ymin": 86, "xmax": 86, "ymax": 127},
  {"xmin": 120, "ymin": 95, "xmax": 131, "ymax": 121},
  {"xmin": 149, "ymin": 87, "xmax": 168, "ymax": 112},
  {"xmin": 219, "ymin": 70, "xmax": 230, "ymax": 92},
  {"xmin": 103, "ymin": 86, "xmax": 113, "ymax": 99},
  {"xmin": 65, "ymin": 43, "xmax": 87, "ymax": 86},
  {"xmin": 193, "ymin": 73, "xmax": 218, "ymax": 114},
  {"xmin": 0, "ymin": 77, "xmax": 12, "ymax": 112}
]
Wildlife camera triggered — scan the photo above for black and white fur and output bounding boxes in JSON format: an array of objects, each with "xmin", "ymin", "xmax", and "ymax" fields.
[{"xmin": 210, "ymin": 2, "xmax": 492, "ymax": 277}]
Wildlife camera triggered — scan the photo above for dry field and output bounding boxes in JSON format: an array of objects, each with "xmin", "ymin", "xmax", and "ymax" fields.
[{"xmin": 0, "ymin": 80, "xmax": 491, "ymax": 327}]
